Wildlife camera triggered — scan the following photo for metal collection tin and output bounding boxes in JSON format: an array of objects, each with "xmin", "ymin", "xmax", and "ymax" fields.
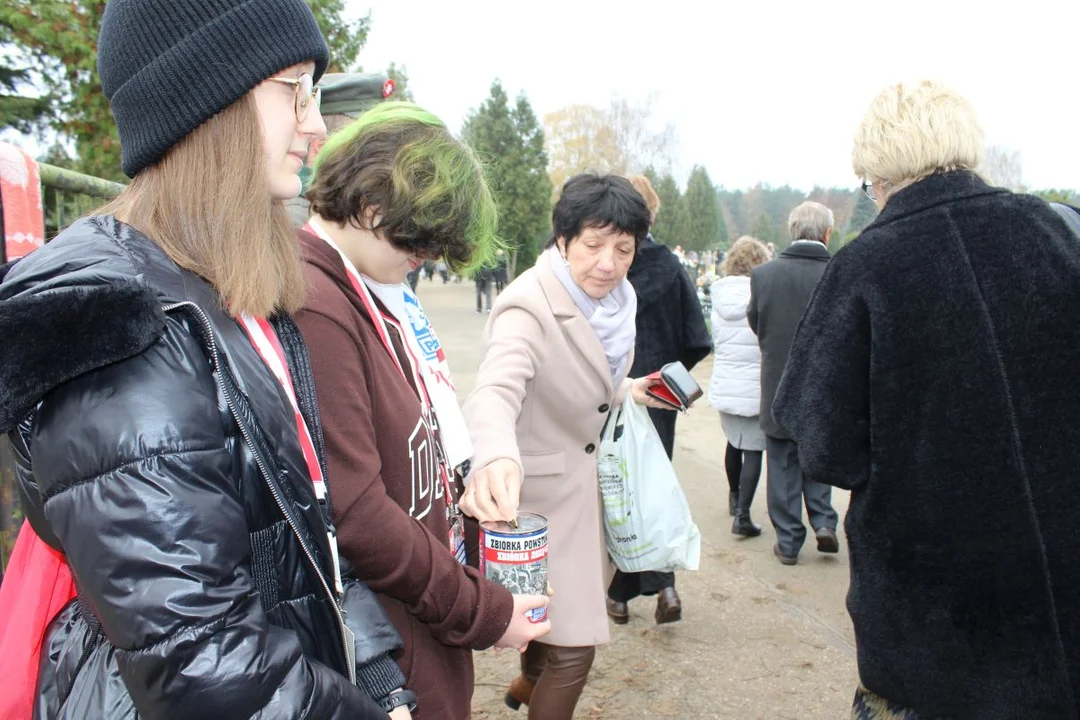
[{"xmin": 479, "ymin": 512, "xmax": 549, "ymax": 623}]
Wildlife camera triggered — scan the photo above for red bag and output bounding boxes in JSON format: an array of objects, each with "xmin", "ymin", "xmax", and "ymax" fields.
[{"xmin": 0, "ymin": 521, "xmax": 77, "ymax": 720}]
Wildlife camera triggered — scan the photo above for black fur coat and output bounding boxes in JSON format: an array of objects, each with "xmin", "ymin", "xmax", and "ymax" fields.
[
  {"xmin": 774, "ymin": 172, "xmax": 1080, "ymax": 718},
  {"xmin": 627, "ymin": 237, "xmax": 711, "ymax": 377}
]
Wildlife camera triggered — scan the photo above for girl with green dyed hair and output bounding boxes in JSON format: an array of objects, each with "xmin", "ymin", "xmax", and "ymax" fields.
[{"xmin": 293, "ymin": 101, "xmax": 551, "ymax": 718}]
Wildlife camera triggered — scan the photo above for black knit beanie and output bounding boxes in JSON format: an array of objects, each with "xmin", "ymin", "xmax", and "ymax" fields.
[{"xmin": 98, "ymin": 0, "xmax": 330, "ymax": 178}]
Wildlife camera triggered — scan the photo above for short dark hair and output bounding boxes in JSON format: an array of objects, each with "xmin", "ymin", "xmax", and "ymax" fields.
[
  {"xmin": 308, "ymin": 102, "xmax": 501, "ymax": 272},
  {"xmin": 546, "ymin": 174, "xmax": 651, "ymax": 251}
]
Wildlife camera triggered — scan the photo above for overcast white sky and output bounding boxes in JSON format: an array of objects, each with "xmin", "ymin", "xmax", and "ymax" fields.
[{"xmin": 352, "ymin": 0, "xmax": 1080, "ymax": 192}]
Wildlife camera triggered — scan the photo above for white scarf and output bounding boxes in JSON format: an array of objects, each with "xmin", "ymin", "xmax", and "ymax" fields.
[
  {"xmin": 362, "ymin": 280, "xmax": 474, "ymax": 469},
  {"xmin": 546, "ymin": 246, "xmax": 637, "ymax": 383}
]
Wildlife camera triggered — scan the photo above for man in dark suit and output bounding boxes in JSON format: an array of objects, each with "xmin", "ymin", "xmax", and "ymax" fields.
[{"xmin": 748, "ymin": 201, "xmax": 839, "ymax": 565}]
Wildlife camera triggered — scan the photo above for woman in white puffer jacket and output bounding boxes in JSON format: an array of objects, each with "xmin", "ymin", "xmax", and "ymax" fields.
[{"xmin": 709, "ymin": 236, "xmax": 771, "ymax": 537}]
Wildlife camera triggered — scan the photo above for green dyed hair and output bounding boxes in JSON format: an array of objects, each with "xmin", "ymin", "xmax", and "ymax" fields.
[{"xmin": 308, "ymin": 101, "xmax": 502, "ymax": 273}]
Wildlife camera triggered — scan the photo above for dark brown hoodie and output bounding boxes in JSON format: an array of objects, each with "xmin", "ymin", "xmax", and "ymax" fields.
[{"xmin": 294, "ymin": 229, "xmax": 514, "ymax": 719}]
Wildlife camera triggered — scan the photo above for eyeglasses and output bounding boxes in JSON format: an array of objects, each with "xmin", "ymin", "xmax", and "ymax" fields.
[
  {"xmin": 267, "ymin": 73, "xmax": 321, "ymax": 123},
  {"xmin": 861, "ymin": 180, "xmax": 875, "ymax": 201}
]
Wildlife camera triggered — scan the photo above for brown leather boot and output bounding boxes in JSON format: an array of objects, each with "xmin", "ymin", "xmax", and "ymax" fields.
[
  {"xmin": 505, "ymin": 641, "xmax": 547, "ymax": 711},
  {"xmin": 525, "ymin": 645, "xmax": 596, "ymax": 718},
  {"xmin": 606, "ymin": 595, "xmax": 629, "ymax": 624},
  {"xmin": 655, "ymin": 587, "xmax": 682, "ymax": 624},
  {"xmin": 504, "ymin": 674, "xmax": 535, "ymax": 711}
]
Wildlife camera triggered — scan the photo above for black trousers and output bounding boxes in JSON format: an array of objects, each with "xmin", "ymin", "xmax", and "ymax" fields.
[
  {"xmin": 475, "ymin": 280, "xmax": 493, "ymax": 312},
  {"xmin": 608, "ymin": 567, "xmax": 675, "ymax": 601},
  {"xmin": 647, "ymin": 406, "xmax": 677, "ymax": 459},
  {"xmin": 607, "ymin": 406, "xmax": 677, "ymax": 601}
]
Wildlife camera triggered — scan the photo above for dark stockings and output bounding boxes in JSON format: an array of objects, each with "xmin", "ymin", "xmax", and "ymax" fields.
[
  {"xmin": 724, "ymin": 442, "xmax": 741, "ymax": 494},
  {"xmin": 737, "ymin": 450, "xmax": 763, "ymax": 514}
]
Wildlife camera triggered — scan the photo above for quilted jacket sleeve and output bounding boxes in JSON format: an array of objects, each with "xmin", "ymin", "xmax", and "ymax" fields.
[{"xmin": 31, "ymin": 319, "xmax": 386, "ymax": 720}]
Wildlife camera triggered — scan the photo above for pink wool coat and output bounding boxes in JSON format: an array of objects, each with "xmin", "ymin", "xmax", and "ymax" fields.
[{"xmin": 464, "ymin": 255, "xmax": 632, "ymax": 647}]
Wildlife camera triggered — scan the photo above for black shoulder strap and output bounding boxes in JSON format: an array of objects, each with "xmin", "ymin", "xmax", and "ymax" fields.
[
  {"xmin": 1050, "ymin": 203, "xmax": 1080, "ymax": 239},
  {"xmin": 271, "ymin": 314, "xmax": 331, "ymax": 498}
]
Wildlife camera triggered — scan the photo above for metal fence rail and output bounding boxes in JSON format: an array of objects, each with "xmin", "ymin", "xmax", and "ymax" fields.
[
  {"xmin": 39, "ymin": 163, "xmax": 125, "ymax": 243},
  {"xmin": 1, "ymin": 163, "xmax": 125, "ymax": 575}
]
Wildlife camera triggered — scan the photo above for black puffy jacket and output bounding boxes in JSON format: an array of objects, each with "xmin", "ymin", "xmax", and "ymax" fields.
[{"xmin": 0, "ymin": 216, "xmax": 404, "ymax": 719}]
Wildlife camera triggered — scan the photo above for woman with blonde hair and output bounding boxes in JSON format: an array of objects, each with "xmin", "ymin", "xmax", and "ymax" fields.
[
  {"xmin": 775, "ymin": 79, "xmax": 1080, "ymax": 717},
  {"xmin": 0, "ymin": 0, "xmax": 408, "ymax": 717},
  {"xmin": 709, "ymin": 236, "xmax": 771, "ymax": 537}
]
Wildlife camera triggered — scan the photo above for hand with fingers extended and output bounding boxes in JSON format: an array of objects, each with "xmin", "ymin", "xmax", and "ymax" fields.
[
  {"xmin": 494, "ymin": 594, "xmax": 551, "ymax": 652},
  {"xmin": 459, "ymin": 458, "xmax": 521, "ymax": 524}
]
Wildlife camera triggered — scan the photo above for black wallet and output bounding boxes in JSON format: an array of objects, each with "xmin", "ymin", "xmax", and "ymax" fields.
[{"xmin": 645, "ymin": 361, "xmax": 703, "ymax": 411}]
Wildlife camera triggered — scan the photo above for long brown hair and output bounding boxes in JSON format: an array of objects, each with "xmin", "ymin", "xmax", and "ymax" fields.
[{"xmin": 99, "ymin": 93, "xmax": 304, "ymax": 317}]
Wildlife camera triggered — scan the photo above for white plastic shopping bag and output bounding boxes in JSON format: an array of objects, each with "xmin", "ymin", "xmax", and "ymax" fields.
[{"xmin": 597, "ymin": 396, "xmax": 701, "ymax": 572}]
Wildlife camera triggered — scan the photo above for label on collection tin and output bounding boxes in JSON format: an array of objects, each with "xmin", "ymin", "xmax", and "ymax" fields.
[{"xmin": 480, "ymin": 512, "xmax": 549, "ymax": 623}]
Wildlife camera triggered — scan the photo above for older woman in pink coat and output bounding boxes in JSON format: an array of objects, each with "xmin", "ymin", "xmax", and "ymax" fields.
[{"xmin": 462, "ymin": 175, "xmax": 668, "ymax": 719}]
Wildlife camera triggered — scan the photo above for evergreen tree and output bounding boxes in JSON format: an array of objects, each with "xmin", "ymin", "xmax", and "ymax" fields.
[
  {"xmin": 847, "ymin": 191, "xmax": 878, "ymax": 234},
  {"xmin": 718, "ymin": 188, "xmax": 747, "ymax": 240},
  {"xmin": 716, "ymin": 193, "xmax": 729, "ymax": 247},
  {"xmin": 751, "ymin": 213, "xmax": 783, "ymax": 248},
  {"xmin": 463, "ymin": 80, "xmax": 552, "ymax": 275},
  {"xmin": 714, "ymin": 193, "xmax": 731, "ymax": 251},
  {"xmin": 683, "ymin": 165, "xmax": 722, "ymax": 252},
  {"xmin": 384, "ymin": 62, "xmax": 414, "ymax": 101},
  {"xmin": 650, "ymin": 172, "xmax": 684, "ymax": 246},
  {"xmin": 0, "ymin": 26, "xmax": 53, "ymax": 138},
  {"xmin": 672, "ymin": 193, "xmax": 692, "ymax": 251}
]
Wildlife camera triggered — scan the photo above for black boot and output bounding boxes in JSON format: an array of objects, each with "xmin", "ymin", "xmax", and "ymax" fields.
[
  {"xmin": 732, "ymin": 512, "xmax": 762, "ymax": 537},
  {"xmin": 728, "ymin": 491, "xmax": 738, "ymax": 517}
]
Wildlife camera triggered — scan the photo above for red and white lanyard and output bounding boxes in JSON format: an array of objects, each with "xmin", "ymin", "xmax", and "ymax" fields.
[
  {"xmin": 304, "ymin": 219, "xmax": 456, "ymax": 502},
  {"xmin": 240, "ymin": 314, "xmax": 344, "ymax": 595}
]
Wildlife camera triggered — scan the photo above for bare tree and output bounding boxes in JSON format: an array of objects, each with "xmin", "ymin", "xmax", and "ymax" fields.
[
  {"xmin": 980, "ymin": 145, "xmax": 1025, "ymax": 192},
  {"xmin": 608, "ymin": 95, "xmax": 676, "ymax": 177},
  {"xmin": 543, "ymin": 104, "xmax": 623, "ymax": 193},
  {"xmin": 543, "ymin": 95, "xmax": 676, "ymax": 194}
]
